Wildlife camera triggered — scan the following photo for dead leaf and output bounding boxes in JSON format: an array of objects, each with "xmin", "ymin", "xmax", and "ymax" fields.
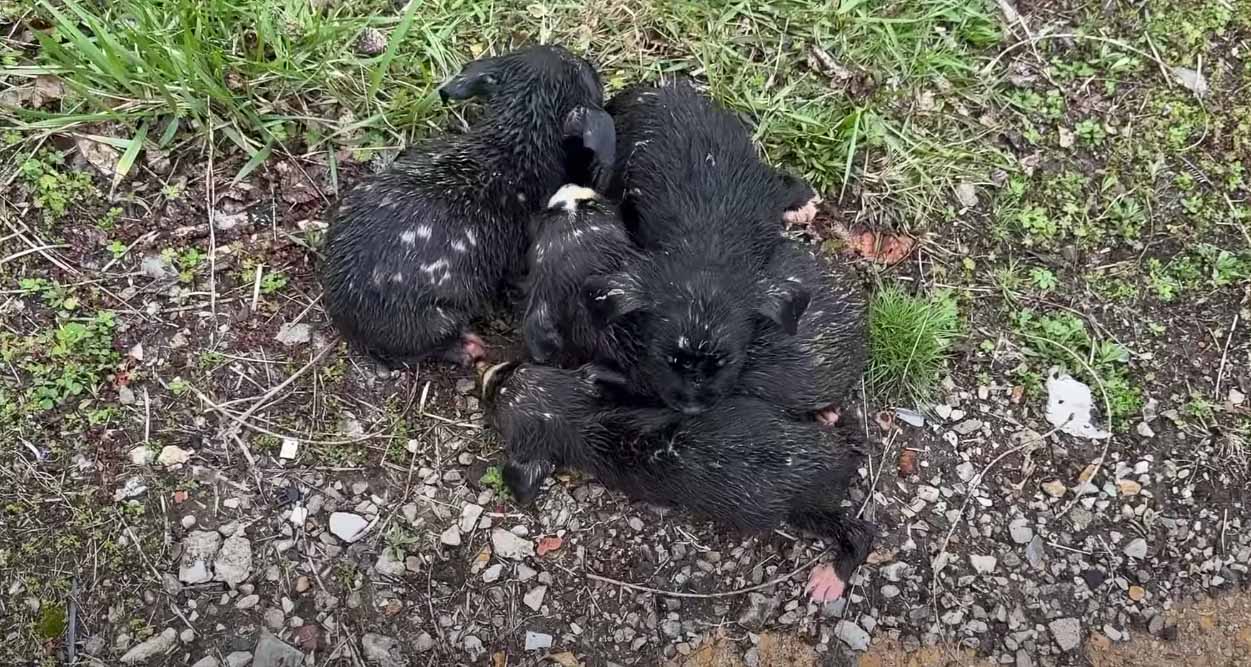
[
  {"xmin": 837, "ymin": 226, "xmax": 916, "ymax": 266},
  {"xmin": 33, "ymin": 75, "xmax": 65, "ymax": 107},
  {"xmin": 471, "ymin": 544, "xmax": 492, "ymax": 573},
  {"xmin": 536, "ymin": 535, "xmax": 563, "ymax": 557},
  {"xmin": 1010, "ymin": 385, "xmax": 1025, "ymax": 404},
  {"xmin": 492, "ymin": 651, "xmax": 507, "ymax": 667},
  {"xmin": 545, "ymin": 652, "xmax": 581, "ymax": 667},
  {"xmin": 1170, "ymin": 66, "xmax": 1208, "ymax": 98},
  {"xmin": 897, "ymin": 449, "xmax": 917, "ymax": 477},
  {"xmin": 75, "ymin": 136, "xmax": 120, "ymax": 178},
  {"xmin": 275, "ymin": 161, "xmax": 321, "ymax": 205}
]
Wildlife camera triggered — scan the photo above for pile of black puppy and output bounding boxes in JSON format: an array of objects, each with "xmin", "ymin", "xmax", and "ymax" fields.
[{"xmin": 321, "ymin": 46, "xmax": 875, "ymax": 601}]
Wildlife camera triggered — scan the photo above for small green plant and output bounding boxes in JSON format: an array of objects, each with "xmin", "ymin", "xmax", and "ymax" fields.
[
  {"xmin": 18, "ymin": 153, "xmax": 96, "ymax": 223},
  {"xmin": 1, "ymin": 311, "xmax": 119, "ymax": 413},
  {"xmin": 260, "ymin": 270, "xmax": 289, "ymax": 295},
  {"xmin": 479, "ymin": 465, "xmax": 510, "ymax": 497},
  {"xmin": 1029, "ymin": 267, "xmax": 1058, "ymax": 291},
  {"xmin": 106, "ymin": 240, "xmax": 128, "ymax": 260},
  {"xmin": 867, "ymin": 284, "xmax": 962, "ymax": 403},
  {"xmin": 168, "ymin": 377, "xmax": 189, "ymax": 396}
]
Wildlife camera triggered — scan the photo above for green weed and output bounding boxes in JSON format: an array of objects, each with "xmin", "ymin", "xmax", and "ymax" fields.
[{"xmin": 867, "ymin": 284, "xmax": 962, "ymax": 403}]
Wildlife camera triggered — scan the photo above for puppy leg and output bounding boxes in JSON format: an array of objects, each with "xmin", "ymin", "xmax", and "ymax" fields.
[
  {"xmin": 789, "ymin": 509, "xmax": 877, "ymax": 602},
  {"xmin": 815, "ymin": 405, "xmax": 841, "ymax": 426},
  {"xmin": 439, "ymin": 332, "xmax": 487, "ymax": 367},
  {"xmin": 776, "ymin": 171, "xmax": 821, "ymax": 225}
]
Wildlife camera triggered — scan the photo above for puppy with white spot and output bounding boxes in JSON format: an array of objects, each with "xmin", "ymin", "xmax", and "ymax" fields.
[
  {"xmin": 484, "ymin": 361, "xmax": 876, "ymax": 603},
  {"xmin": 521, "ymin": 184, "xmax": 640, "ymax": 367},
  {"xmin": 320, "ymin": 46, "xmax": 614, "ymax": 367}
]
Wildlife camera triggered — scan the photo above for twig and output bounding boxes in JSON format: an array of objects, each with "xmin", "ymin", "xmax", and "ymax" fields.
[
  {"xmin": 233, "ymin": 342, "xmax": 335, "ymax": 427},
  {"xmin": 0, "ymin": 243, "xmax": 69, "ymax": 267},
  {"xmin": 251, "ymin": 263, "xmax": 263, "ymax": 311},
  {"xmin": 98, "ymin": 231, "xmax": 154, "ymax": 274},
  {"xmin": 206, "ymin": 117, "xmax": 219, "ymax": 335},
  {"xmin": 119, "ymin": 520, "xmax": 194, "ymax": 631},
  {"xmin": 984, "ymin": 32, "xmax": 1172, "ymax": 84},
  {"xmin": 586, "ymin": 551, "xmax": 826, "ymax": 599},
  {"xmin": 66, "ymin": 576, "xmax": 78, "ymax": 665},
  {"xmin": 1214, "ymin": 313, "xmax": 1239, "ymax": 401}
]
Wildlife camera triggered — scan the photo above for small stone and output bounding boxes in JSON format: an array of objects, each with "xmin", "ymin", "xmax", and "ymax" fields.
[
  {"xmin": 1137, "ymin": 421, "xmax": 1155, "ymax": 438},
  {"xmin": 274, "ymin": 323, "xmax": 312, "ymax": 346},
  {"xmin": 191, "ymin": 658, "xmax": 220, "ymax": 667},
  {"xmin": 141, "ymin": 255, "xmax": 177, "ymax": 280},
  {"xmin": 523, "ymin": 585, "xmax": 547, "ymax": 611},
  {"xmin": 329, "ymin": 512, "xmax": 369, "ymax": 543},
  {"xmin": 1009, "ymin": 519, "xmax": 1034, "ymax": 545},
  {"xmin": 225, "ymin": 652, "xmax": 252, "ymax": 667},
  {"xmin": 1117, "ymin": 479, "xmax": 1142, "ymax": 496},
  {"xmin": 264, "ymin": 608, "xmax": 284, "ymax": 629},
  {"xmin": 253, "ymin": 632, "xmax": 303, "ymax": 667},
  {"xmin": 120, "ymin": 628, "xmax": 177, "ymax": 664},
  {"xmin": 295, "ymin": 576, "xmax": 310, "ymax": 594},
  {"xmin": 414, "ymin": 633, "xmax": 435, "ymax": 653},
  {"xmin": 157, "ymin": 446, "xmax": 191, "ymax": 466},
  {"xmin": 955, "ymin": 183, "xmax": 978, "ymax": 208},
  {"xmin": 1025, "ymin": 536, "xmax": 1045, "ymax": 569},
  {"xmin": 179, "ymin": 531, "xmax": 222, "ymax": 584},
  {"xmin": 834, "ymin": 620, "xmax": 870, "ymax": 651},
  {"xmin": 236, "ymin": 594, "xmax": 260, "ymax": 609},
  {"xmin": 516, "ymin": 564, "xmax": 538, "ymax": 581},
  {"xmin": 213, "ymin": 536, "xmax": 253, "ymax": 586},
  {"xmin": 881, "ymin": 585, "xmax": 900, "ymax": 599},
  {"xmin": 953, "ymin": 419, "xmax": 983, "ymax": 436},
  {"xmin": 1149, "ymin": 614, "xmax": 1165, "ymax": 636},
  {"xmin": 129, "ymin": 446, "xmax": 154, "ymax": 466},
  {"xmin": 880, "ymin": 562, "xmax": 911, "ymax": 582},
  {"xmin": 628, "ymin": 517, "xmax": 645, "ymax": 532},
  {"xmin": 917, "ymin": 485, "xmax": 940, "ymax": 503},
  {"xmin": 738, "ymin": 593, "xmax": 779, "ymax": 629},
  {"xmin": 492, "ymin": 528, "xmax": 535, "ymax": 560},
  {"xmin": 1042, "ymin": 480, "xmax": 1066, "ymax": 498},
  {"xmin": 1049, "ymin": 617, "xmax": 1082, "ymax": 651},
  {"xmin": 460, "ymin": 504, "xmax": 484, "ymax": 533},
  {"xmin": 482, "ymin": 564, "xmax": 504, "ymax": 583},
  {"xmin": 440, "ymin": 525, "xmax": 462, "ymax": 546},
  {"xmin": 455, "ymin": 378, "xmax": 476, "ymax": 395},
  {"xmin": 361, "ymin": 633, "xmax": 405, "ymax": 667},
  {"xmin": 970, "ymin": 554, "xmax": 997, "ymax": 574},
  {"xmin": 374, "ymin": 549, "xmax": 406, "ymax": 576},
  {"xmin": 1123, "ymin": 538, "xmax": 1148, "ymax": 560},
  {"xmin": 1128, "ymin": 585, "xmax": 1145, "ymax": 602},
  {"xmin": 956, "ymin": 461, "xmax": 976, "ymax": 482},
  {"xmin": 525, "ymin": 631, "xmax": 554, "ymax": 651}
]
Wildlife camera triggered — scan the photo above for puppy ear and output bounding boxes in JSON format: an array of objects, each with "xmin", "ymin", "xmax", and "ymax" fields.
[
  {"xmin": 583, "ymin": 273, "xmax": 645, "ymax": 325},
  {"xmin": 563, "ymin": 106, "xmax": 616, "ymax": 193},
  {"xmin": 522, "ymin": 307, "xmax": 563, "ymax": 365},
  {"xmin": 757, "ymin": 280, "xmax": 811, "ymax": 335},
  {"xmin": 503, "ymin": 458, "xmax": 554, "ymax": 506},
  {"xmin": 582, "ymin": 364, "xmax": 629, "ymax": 391},
  {"xmin": 438, "ymin": 59, "xmax": 500, "ymax": 103}
]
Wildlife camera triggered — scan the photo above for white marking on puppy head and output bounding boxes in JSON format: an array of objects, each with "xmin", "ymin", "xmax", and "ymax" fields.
[
  {"xmin": 416, "ymin": 224, "xmax": 433, "ymax": 239},
  {"xmin": 547, "ymin": 184, "xmax": 598, "ymax": 211},
  {"xmin": 451, "ymin": 240, "xmax": 467, "ymax": 253},
  {"xmin": 400, "ymin": 230, "xmax": 417, "ymax": 245},
  {"xmin": 677, "ymin": 336, "xmax": 689, "ymax": 350},
  {"xmin": 421, "ymin": 258, "xmax": 448, "ymax": 273},
  {"xmin": 464, "ymin": 230, "xmax": 478, "ymax": 246},
  {"xmin": 517, "ymin": 193, "xmax": 527, "ymax": 203},
  {"xmin": 392, "ymin": 272, "xmax": 404, "ymax": 283}
]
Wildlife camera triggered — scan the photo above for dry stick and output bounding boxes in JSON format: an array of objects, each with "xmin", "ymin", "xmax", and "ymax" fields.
[
  {"xmin": 119, "ymin": 521, "xmax": 195, "ymax": 632},
  {"xmin": 185, "ymin": 383, "xmax": 257, "ymax": 468},
  {"xmin": 586, "ymin": 552, "xmax": 826, "ymax": 599},
  {"xmin": 983, "ymin": 32, "xmax": 1172, "ymax": 83},
  {"xmin": 206, "ymin": 115, "xmax": 218, "ymax": 331},
  {"xmin": 0, "ymin": 243, "xmax": 69, "ymax": 266},
  {"xmin": 1214, "ymin": 313, "xmax": 1240, "ymax": 402},
  {"xmin": 232, "ymin": 342, "xmax": 335, "ymax": 428},
  {"xmin": 1019, "ymin": 332, "xmax": 1115, "ymax": 520}
]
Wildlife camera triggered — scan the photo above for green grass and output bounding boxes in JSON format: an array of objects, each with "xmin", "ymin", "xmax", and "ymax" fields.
[
  {"xmin": 2, "ymin": 0, "xmax": 1014, "ymax": 222},
  {"xmin": 867, "ymin": 283, "xmax": 961, "ymax": 404}
]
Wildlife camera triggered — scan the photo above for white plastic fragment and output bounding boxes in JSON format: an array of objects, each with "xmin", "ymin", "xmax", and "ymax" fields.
[{"xmin": 1045, "ymin": 367, "xmax": 1111, "ymax": 440}]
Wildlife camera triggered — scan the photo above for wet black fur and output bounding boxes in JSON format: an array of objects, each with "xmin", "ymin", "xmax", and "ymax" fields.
[
  {"xmin": 485, "ymin": 363, "xmax": 877, "ymax": 582},
  {"xmin": 522, "ymin": 190, "xmax": 641, "ymax": 367},
  {"xmin": 586, "ymin": 80, "xmax": 816, "ymax": 412},
  {"xmin": 737, "ymin": 240, "xmax": 869, "ymax": 417},
  {"xmin": 320, "ymin": 46, "xmax": 612, "ymax": 366}
]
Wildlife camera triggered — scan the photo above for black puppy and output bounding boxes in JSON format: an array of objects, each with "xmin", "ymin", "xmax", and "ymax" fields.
[
  {"xmin": 320, "ymin": 46, "xmax": 614, "ymax": 367},
  {"xmin": 583, "ymin": 80, "xmax": 817, "ymax": 413},
  {"xmin": 521, "ymin": 184, "xmax": 640, "ymax": 367},
  {"xmin": 737, "ymin": 240, "xmax": 868, "ymax": 424},
  {"xmin": 483, "ymin": 362, "xmax": 876, "ymax": 602}
]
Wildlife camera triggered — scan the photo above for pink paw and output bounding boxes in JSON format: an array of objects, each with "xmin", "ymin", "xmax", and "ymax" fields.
[
  {"xmin": 816, "ymin": 406, "xmax": 841, "ymax": 426},
  {"xmin": 783, "ymin": 196, "xmax": 821, "ymax": 225},
  {"xmin": 806, "ymin": 564, "xmax": 846, "ymax": 603},
  {"xmin": 445, "ymin": 332, "xmax": 487, "ymax": 367}
]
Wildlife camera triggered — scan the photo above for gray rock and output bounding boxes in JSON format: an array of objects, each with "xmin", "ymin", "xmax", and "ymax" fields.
[
  {"xmin": 179, "ymin": 531, "xmax": 221, "ymax": 584},
  {"xmin": 253, "ymin": 633, "xmax": 303, "ymax": 667},
  {"xmin": 329, "ymin": 512, "xmax": 369, "ymax": 543},
  {"xmin": 226, "ymin": 652, "xmax": 252, "ymax": 667},
  {"xmin": 235, "ymin": 594, "xmax": 260, "ymax": 609},
  {"xmin": 459, "ymin": 503, "xmax": 484, "ymax": 532},
  {"xmin": 120, "ymin": 629, "xmax": 177, "ymax": 664},
  {"xmin": 1009, "ymin": 519, "xmax": 1034, "ymax": 545},
  {"xmin": 738, "ymin": 593, "xmax": 779, "ymax": 630},
  {"xmin": 970, "ymin": 554, "xmax": 997, "ymax": 574},
  {"xmin": 1048, "ymin": 617, "xmax": 1082, "ymax": 651},
  {"xmin": 1025, "ymin": 536, "xmax": 1045, "ymax": 569},
  {"xmin": 263, "ymin": 608, "xmax": 284, "ymax": 630},
  {"xmin": 1015, "ymin": 649, "xmax": 1033, "ymax": 667},
  {"xmin": 492, "ymin": 528, "xmax": 534, "ymax": 560},
  {"xmin": 917, "ymin": 485, "xmax": 941, "ymax": 503},
  {"xmin": 463, "ymin": 635, "xmax": 485, "ymax": 658},
  {"xmin": 628, "ymin": 517, "xmax": 645, "ymax": 531},
  {"xmin": 834, "ymin": 620, "xmax": 870, "ymax": 650},
  {"xmin": 374, "ymin": 549, "xmax": 406, "ymax": 577},
  {"xmin": 455, "ymin": 378, "xmax": 476, "ymax": 395},
  {"xmin": 361, "ymin": 633, "xmax": 405, "ymax": 667},
  {"xmin": 953, "ymin": 419, "xmax": 983, "ymax": 436},
  {"xmin": 881, "ymin": 585, "xmax": 901, "ymax": 599},
  {"xmin": 1124, "ymin": 538, "xmax": 1148, "ymax": 560},
  {"xmin": 523, "ymin": 585, "xmax": 547, "ymax": 611},
  {"xmin": 880, "ymin": 562, "xmax": 911, "ymax": 582},
  {"xmin": 141, "ymin": 255, "xmax": 177, "ymax": 280},
  {"xmin": 414, "ymin": 633, "xmax": 435, "ymax": 653},
  {"xmin": 191, "ymin": 658, "xmax": 220, "ymax": 667},
  {"xmin": 482, "ymin": 563, "xmax": 504, "ymax": 583},
  {"xmin": 661, "ymin": 619, "xmax": 682, "ymax": 638},
  {"xmin": 274, "ymin": 323, "xmax": 312, "ymax": 346},
  {"xmin": 440, "ymin": 525, "xmax": 462, "ymax": 546},
  {"xmin": 213, "ymin": 536, "xmax": 252, "ymax": 586},
  {"xmin": 525, "ymin": 631, "xmax": 554, "ymax": 650},
  {"xmin": 956, "ymin": 461, "xmax": 976, "ymax": 482}
]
